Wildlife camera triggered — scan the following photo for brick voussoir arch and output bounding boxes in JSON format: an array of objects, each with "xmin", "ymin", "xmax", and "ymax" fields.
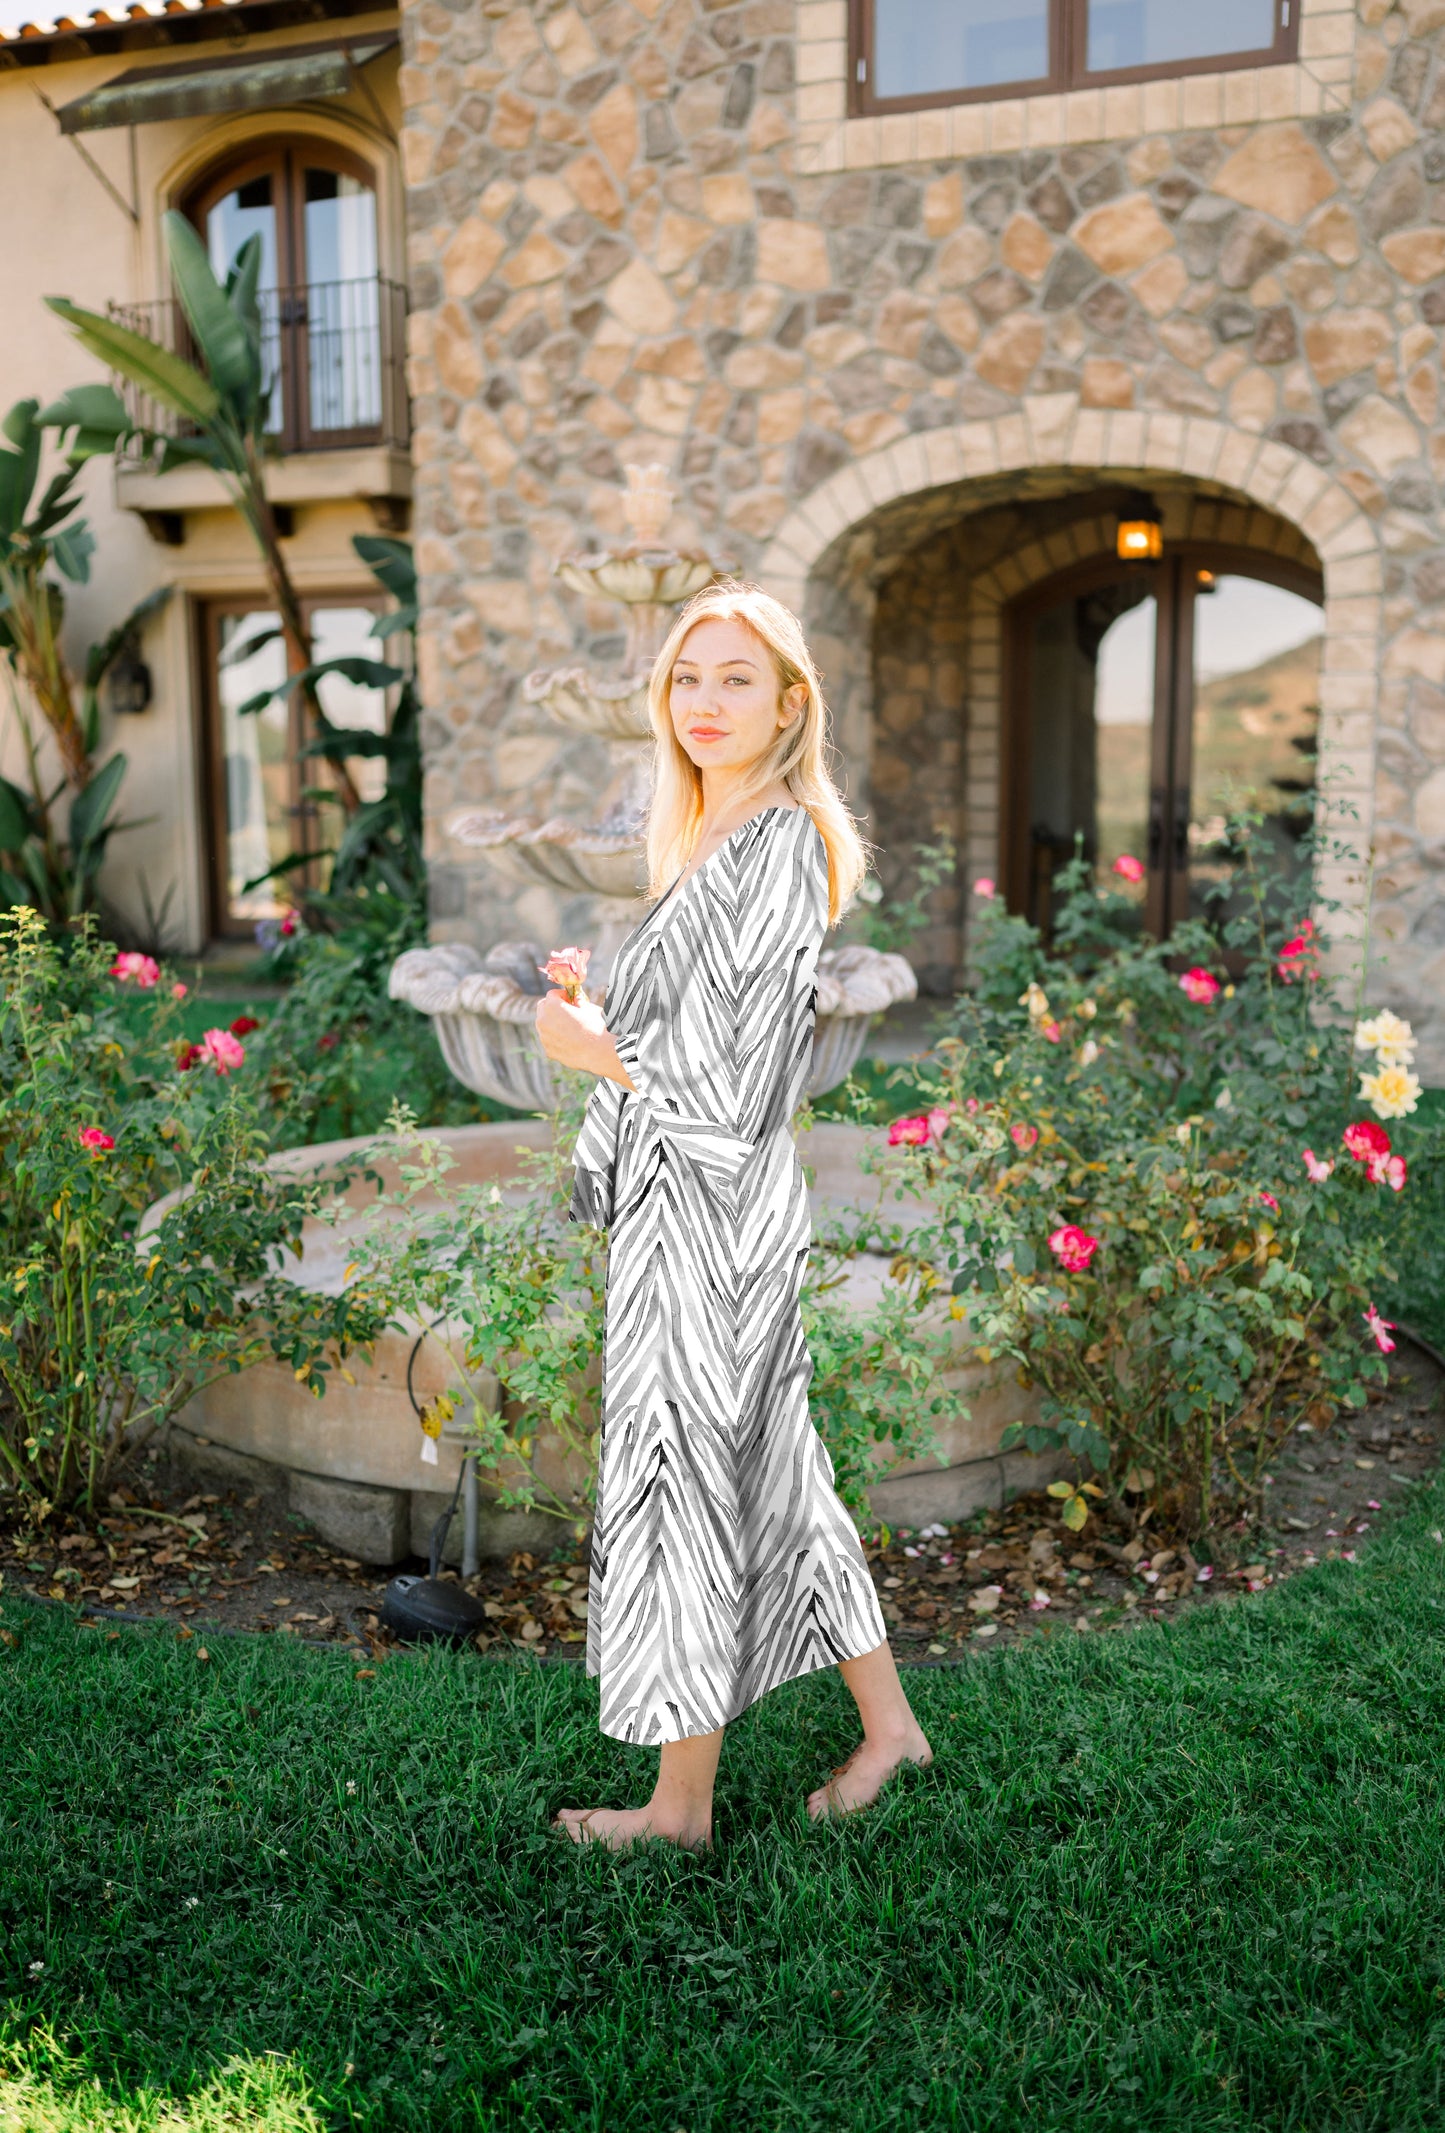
[{"xmin": 757, "ymin": 398, "xmax": 1383, "ymax": 951}]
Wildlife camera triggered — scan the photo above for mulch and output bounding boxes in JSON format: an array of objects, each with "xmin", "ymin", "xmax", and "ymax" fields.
[{"xmin": 2, "ymin": 1340, "xmax": 1439, "ymax": 1666}]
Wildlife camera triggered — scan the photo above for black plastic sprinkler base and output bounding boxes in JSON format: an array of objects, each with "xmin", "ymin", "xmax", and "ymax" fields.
[{"xmin": 380, "ymin": 1574, "xmax": 489, "ymax": 1645}]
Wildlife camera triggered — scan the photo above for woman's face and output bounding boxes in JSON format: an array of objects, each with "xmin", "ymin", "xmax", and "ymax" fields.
[{"xmin": 669, "ymin": 617, "xmax": 807, "ymax": 778}]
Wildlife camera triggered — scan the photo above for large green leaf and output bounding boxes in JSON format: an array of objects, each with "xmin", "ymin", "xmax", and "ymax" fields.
[
  {"xmin": 0, "ymin": 773, "xmax": 35, "ymax": 853},
  {"xmin": 24, "ymin": 468, "xmax": 82, "ymax": 541},
  {"xmin": 0, "ymin": 400, "xmax": 41, "ymax": 537},
  {"xmin": 83, "ymin": 584, "xmax": 172, "ymax": 690},
  {"xmin": 280, "ymin": 656, "xmax": 405, "ymax": 698},
  {"xmin": 50, "ymin": 519, "xmax": 95, "ymax": 585},
  {"xmin": 69, "ymin": 751, "xmax": 127, "ymax": 854},
  {"xmin": 36, "ymin": 383, "xmax": 132, "ymax": 465},
  {"xmin": 44, "ymin": 299, "xmax": 220, "ymax": 428},
  {"xmin": 353, "ymin": 535, "xmax": 417, "ymax": 611},
  {"xmin": 163, "ymin": 210, "xmax": 258, "ymax": 411}
]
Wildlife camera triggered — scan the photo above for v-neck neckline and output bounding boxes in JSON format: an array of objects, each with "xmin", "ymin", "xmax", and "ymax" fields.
[{"xmin": 649, "ymin": 803, "xmax": 801, "ymax": 922}]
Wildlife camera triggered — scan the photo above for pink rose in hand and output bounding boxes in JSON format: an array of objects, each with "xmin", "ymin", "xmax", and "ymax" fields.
[{"xmin": 538, "ymin": 945, "xmax": 591, "ymax": 1003}]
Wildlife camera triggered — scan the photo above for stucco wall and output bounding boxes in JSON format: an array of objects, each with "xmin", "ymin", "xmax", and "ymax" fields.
[
  {"xmin": 0, "ymin": 24, "xmax": 402, "ymax": 951},
  {"xmin": 396, "ymin": 0, "xmax": 1445, "ymax": 1071}
]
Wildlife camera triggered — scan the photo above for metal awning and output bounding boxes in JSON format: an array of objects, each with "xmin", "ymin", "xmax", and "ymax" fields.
[{"xmin": 54, "ymin": 30, "xmax": 396, "ymax": 133}]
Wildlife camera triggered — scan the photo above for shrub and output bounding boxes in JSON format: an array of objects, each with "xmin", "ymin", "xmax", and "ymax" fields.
[
  {"xmin": 874, "ymin": 842, "xmax": 1436, "ymax": 1546},
  {"xmin": 0, "ymin": 911, "xmax": 385, "ymax": 1513}
]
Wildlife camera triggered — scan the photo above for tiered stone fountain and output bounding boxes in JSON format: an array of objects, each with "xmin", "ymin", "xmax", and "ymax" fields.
[{"xmin": 389, "ymin": 464, "xmax": 917, "ymax": 1111}]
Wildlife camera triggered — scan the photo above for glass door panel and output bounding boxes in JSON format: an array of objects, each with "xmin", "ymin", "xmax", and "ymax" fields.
[
  {"xmin": 1186, "ymin": 572, "xmax": 1322, "ymax": 922},
  {"xmin": 302, "ymin": 168, "xmax": 381, "ymax": 436},
  {"xmin": 216, "ymin": 609, "xmax": 289, "ymax": 925},
  {"xmin": 1024, "ymin": 579, "xmax": 1155, "ymax": 927},
  {"xmin": 310, "ymin": 605, "xmax": 391, "ymax": 806}
]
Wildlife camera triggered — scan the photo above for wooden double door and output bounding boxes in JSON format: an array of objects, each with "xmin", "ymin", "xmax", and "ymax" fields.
[{"xmin": 1004, "ymin": 547, "xmax": 1325, "ymax": 938}]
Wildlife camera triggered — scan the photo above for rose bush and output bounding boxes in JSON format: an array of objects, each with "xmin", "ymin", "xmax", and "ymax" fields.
[
  {"xmin": 873, "ymin": 844, "xmax": 1436, "ymax": 1545},
  {"xmin": 0, "ymin": 910, "xmax": 386, "ymax": 1513}
]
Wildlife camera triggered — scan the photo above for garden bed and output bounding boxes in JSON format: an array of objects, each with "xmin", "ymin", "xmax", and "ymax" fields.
[{"xmin": 4, "ymin": 1339, "xmax": 1438, "ymax": 1664}]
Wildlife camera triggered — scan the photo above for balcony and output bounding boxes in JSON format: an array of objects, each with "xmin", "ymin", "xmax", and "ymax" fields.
[{"xmin": 109, "ymin": 274, "xmax": 412, "ymax": 539}]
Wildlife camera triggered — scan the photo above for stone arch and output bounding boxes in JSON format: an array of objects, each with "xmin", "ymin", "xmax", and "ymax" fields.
[{"xmin": 758, "ymin": 402, "xmax": 1381, "ymax": 974}]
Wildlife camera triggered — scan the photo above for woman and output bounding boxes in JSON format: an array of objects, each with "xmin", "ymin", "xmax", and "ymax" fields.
[{"xmin": 536, "ymin": 581, "xmax": 933, "ymax": 1852}]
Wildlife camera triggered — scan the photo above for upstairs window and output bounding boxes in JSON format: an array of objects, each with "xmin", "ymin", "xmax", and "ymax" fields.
[
  {"xmin": 184, "ymin": 144, "xmax": 393, "ymax": 450},
  {"xmin": 852, "ymin": 0, "xmax": 1296, "ymax": 110}
]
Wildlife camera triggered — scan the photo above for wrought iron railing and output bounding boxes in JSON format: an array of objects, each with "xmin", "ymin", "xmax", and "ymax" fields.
[{"xmin": 108, "ymin": 275, "xmax": 410, "ymax": 454}]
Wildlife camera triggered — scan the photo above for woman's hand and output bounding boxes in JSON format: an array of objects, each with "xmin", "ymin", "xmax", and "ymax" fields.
[{"xmin": 535, "ymin": 989, "xmax": 636, "ymax": 1089}]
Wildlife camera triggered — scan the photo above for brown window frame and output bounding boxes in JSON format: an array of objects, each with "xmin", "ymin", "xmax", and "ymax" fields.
[
  {"xmin": 199, "ymin": 587, "xmax": 390, "ymax": 939},
  {"xmin": 182, "ymin": 141, "xmax": 387, "ymax": 456},
  {"xmin": 850, "ymin": 0, "xmax": 1298, "ymax": 115},
  {"xmin": 1001, "ymin": 541, "xmax": 1323, "ymax": 942}
]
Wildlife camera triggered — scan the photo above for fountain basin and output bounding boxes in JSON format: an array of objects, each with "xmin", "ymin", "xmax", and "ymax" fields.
[
  {"xmin": 389, "ymin": 940, "xmax": 919, "ymax": 1112},
  {"xmin": 522, "ymin": 665, "xmax": 653, "ymax": 742},
  {"xmin": 156, "ymin": 1121, "xmax": 1056, "ymax": 1564}
]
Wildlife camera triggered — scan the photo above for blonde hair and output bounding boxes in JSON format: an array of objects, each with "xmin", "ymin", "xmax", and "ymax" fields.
[{"xmin": 641, "ymin": 579, "xmax": 869, "ymax": 927}]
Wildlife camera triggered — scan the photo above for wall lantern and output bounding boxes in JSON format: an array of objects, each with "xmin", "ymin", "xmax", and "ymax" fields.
[
  {"xmin": 1196, "ymin": 568, "xmax": 1217, "ymax": 593},
  {"xmin": 1116, "ymin": 492, "xmax": 1163, "ymax": 563},
  {"xmin": 107, "ymin": 647, "xmax": 153, "ymax": 716}
]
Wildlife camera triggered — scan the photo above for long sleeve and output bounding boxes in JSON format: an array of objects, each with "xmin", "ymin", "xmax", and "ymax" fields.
[{"xmin": 568, "ymin": 807, "xmax": 827, "ymax": 1225}]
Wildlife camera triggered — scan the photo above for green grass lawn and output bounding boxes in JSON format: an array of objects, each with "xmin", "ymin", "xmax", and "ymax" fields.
[{"xmin": 6, "ymin": 1477, "xmax": 1445, "ymax": 2132}]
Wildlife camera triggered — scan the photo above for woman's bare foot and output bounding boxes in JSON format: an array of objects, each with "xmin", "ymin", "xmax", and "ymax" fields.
[
  {"xmin": 551, "ymin": 1803, "xmax": 713, "ymax": 1852},
  {"xmin": 805, "ymin": 1721, "xmax": 933, "ymax": 1821}
]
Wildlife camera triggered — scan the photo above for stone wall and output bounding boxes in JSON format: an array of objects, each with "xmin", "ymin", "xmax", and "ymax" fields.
[{"xmin": 397, "ymin": 0, "xmax": 1445, "ymax": 1069}]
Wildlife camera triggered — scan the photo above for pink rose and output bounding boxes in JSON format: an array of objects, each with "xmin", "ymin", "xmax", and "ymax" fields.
[
  {"xmin": 1342, "ymin": 1120, "xmax": 1390, "ymax": 1163},
  {"xmin": 200, "ymin": 1028, "xmax": 245, "ymax": 1075},
  {"xmin": 964, "ymin": 1097, "xmax": 981, "ymax": 1116},
  {"xmin": 538, "ymin": 945, "xmax": 591, "ymax": 1003},
  {"xmin": 888, "ymin": 1115, "xmax": 930, "ymax": 1147},
  {"xmin": 1042, "ymin": 1020, "xmax": 1062, "ymax": 1043},
  {"xmin": 110, "ymin": 952, "xmax": 159, "ymax": 989},
  {"xmin": 279, "ymin": 911, "xmax": 298, "ymax": 938},
  {"xmin": 1276, "ymin": 921, "xmax": 1319, "ymax": 984},
  {"xmin": 1178, "ymin": 968, "xmax": 1220, "ymax": 1005},
  {"xmin": 926, "ymin": 1104, "xmax": 955, "ymax": 1143},
  {"xmin": 1367, "ymin": 1151, "xmax": 1407, "ymax": 1192},
  {"xmin": 170, "ymin": 982, "xmax": 188, "ymax": 1001},
  {"xmin": 1302, "ymin": 1148, "xmax": 1334, "ymax": 1183},
  {"xmin": 1010, "ymin": 1123, "xmax": 1039, "ymax": 1151},
  {"xmin": 1112, "ymin": 854, "xmax": 1145, "ymax": 884},
  {"xmin": 78, "ymin": 1126, "xmax": 115, "ymax": 1153},
  {"xmin": 972, "ymin": 877, "xmax": 995, "ymax": 899},
  {"xmin": 1048, "ymin": 1225, "xmax": 1101, "ymax": 1273},
  {"xmin": 1363, "ymin": 1304, "xmax": 1396, "ymax": 1354},
  {"xmin": 1259, "ymin": 1191, "xmax": 1280, "ymax": 1213}
]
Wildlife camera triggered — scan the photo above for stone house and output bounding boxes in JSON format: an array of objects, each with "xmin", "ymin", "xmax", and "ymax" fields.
[
  {"xmin": 399, "ymin": 0, "xmax": 1445, "ymax": 1072},
  {"xmin": 3, "ymin": 0, "xmax": 1443, "ymax": 1072}
]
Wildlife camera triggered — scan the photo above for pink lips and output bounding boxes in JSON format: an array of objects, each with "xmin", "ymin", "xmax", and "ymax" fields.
[{"xmin": 691, "ymin": 727, "xmax": 725, "ymax": 740}]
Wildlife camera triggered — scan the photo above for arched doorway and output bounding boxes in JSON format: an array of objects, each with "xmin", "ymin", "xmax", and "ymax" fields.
[
  {"xmin": 1006, "ymin": 545, "xmax": 1324, "ymax": 937},
  {"xmin": 183, "ymin": 140, "xmax": 387, "ymax": 449}
]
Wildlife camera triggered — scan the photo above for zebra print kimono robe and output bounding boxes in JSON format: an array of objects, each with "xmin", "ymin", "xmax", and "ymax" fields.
[{"xmin": 569, "ymin": 801, "xmax": 887, "ymax": 1746}]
